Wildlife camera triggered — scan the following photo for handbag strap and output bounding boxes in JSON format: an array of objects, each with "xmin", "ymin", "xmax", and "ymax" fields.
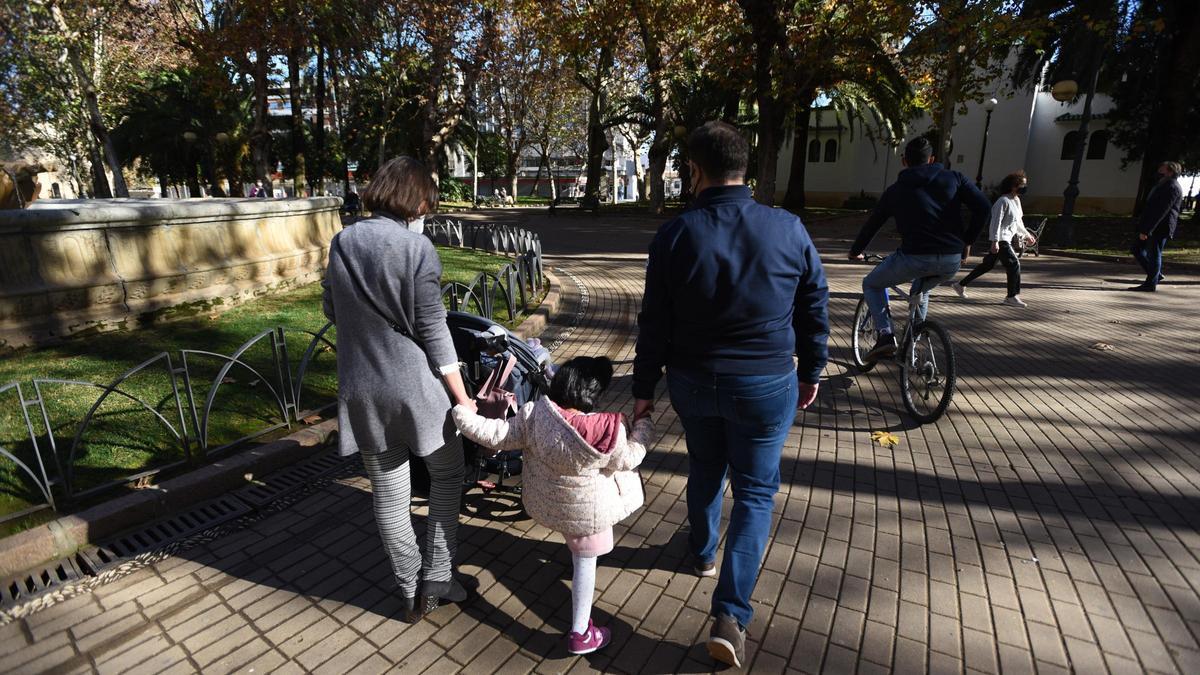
[
  {"xmin": 479, "ymin": 354, "xmax": 517, "ymax": 396},
  {"xmin": 330, "ymin": 237, "xmax": 423, "ymax": 348}
]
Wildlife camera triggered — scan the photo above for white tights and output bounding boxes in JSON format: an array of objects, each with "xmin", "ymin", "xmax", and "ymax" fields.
[{"xmin": 571, "ymin": 553, "xmax": 597, "ymax": 634}]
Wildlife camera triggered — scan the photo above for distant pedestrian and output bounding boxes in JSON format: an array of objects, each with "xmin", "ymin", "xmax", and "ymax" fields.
[
  {"xmin": 1129, "ymin": 161, "xmax": 1184, "ymax": 292},
  {"xmin": 452, "ymin": 356, "xmax": 652, "ymax": 655},
  {"xmin": 952, "ymin": 170, "xmax": 1037, "ymax": 307},
  {"xmin": 249, "ymin": 180, "xmax": 268, "ymax": 198}
]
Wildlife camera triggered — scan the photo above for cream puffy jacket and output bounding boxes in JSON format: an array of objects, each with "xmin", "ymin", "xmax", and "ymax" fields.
[{"xmin": 452, "ymin": 398, "xmax": 652, "ymax": 537}]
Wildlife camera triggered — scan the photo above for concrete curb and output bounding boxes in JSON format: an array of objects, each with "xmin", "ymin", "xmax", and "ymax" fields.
[
  {"xmin": 510, "ymin": 269, "xmax": 561, "ymax": 341},
  {"xmin": 0, "ymin": 272, "xmax": 562, "ymax": 579},
  {"xmin": 0, "ymin": 420, "xmax": 337, "ymax": 579}
]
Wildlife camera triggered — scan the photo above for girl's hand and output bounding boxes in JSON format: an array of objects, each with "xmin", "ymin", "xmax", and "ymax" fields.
[
  {"xmin": 1025, "ymin": 234, "xmax": 1037, "ymax": 245},
  {"xmin": 990, "ymin": 241, "xmax": 1000, "ymax": 254}
]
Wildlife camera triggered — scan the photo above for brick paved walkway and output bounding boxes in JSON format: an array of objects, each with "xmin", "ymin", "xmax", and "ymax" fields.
[{"xmin": 3, "ymin": 209, "xmax": 1199, "ymax": 674}]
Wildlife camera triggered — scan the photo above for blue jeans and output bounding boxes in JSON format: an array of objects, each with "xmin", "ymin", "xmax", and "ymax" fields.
[
  {"xmin": 667, "ymin": 367, "xmax": 798, "ymax": 628},
  {"xmin": 863, "ymin": 251, "xmax": 962, "ymax": 335},
  {"xmin": 1131, "ymin": 233, "xmax": 1169, "ymax": 288}
]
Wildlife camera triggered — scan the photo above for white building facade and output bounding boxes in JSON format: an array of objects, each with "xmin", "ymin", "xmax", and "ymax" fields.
[{"xmin": 777, "ymin": 88, "xmax": 1140, "ymax": 215}]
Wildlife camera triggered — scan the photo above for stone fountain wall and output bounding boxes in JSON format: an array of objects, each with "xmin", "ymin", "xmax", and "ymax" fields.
[{"xmin": 0, "ymin": 198, "xmax": 342, "ymax": 349}]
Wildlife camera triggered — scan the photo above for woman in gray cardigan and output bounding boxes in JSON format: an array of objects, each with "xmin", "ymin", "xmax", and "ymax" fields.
[{"xmin": 322, "ymin": 156, "xmax": 475, "ymax": 622}]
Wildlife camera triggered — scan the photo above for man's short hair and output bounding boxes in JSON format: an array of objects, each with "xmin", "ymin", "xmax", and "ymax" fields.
[
  {"xmin": 687, "ymin": 121, "xmax": 748, "ymax": 181},
  {"xmin": 1162, "ymin": 161, "xmax": 1182, "ymax": 177},
  {"xmin": 904, "ymin": 137, "xmax": 933, "ymax": 165},
  {"xmin": 362, "ymin": 156, "xmax": 438, "ymax": 220}
]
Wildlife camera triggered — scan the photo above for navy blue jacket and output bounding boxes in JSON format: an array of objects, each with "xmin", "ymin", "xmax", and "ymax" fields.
[
  {"xmin": 1139, "ymin": 177, "xmax": 1183, "ymax": 239},
  {"xmin": 850, "ymin": 163, "xmax": 991, "ymax": 256},
  {"xmin": 632, "ymin": 186, "xmax": 830, "ymax": 400}
]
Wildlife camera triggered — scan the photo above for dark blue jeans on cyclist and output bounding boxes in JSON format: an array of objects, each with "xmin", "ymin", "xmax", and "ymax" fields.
[
  {"xmin": 863, "ymin": 251, "xmax": 962, "ymax": 336},
  {"xmin": 667, "ymin": 366, "xmax": 798, "ymax": 629}
]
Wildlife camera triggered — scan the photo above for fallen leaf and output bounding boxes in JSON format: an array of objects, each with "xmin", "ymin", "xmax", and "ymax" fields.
[
  {"xmin": 871, "ymin": 431, "xmax": 901, "ymax": 448},
  {"xmin": 1090, "ymin": 342, "xmax": 1115, "ymax": 351}
]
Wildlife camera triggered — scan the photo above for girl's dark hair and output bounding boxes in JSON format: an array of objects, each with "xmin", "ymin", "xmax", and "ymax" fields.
[
  {"xmin": 1000, "ymin": 170, "xmax": 1027, "ymax": 194},
  {"xmin": 361, "ymin": 156, "xmax": 438, "ymax": 220},
  {"xmin": 548, "ymin": 356, "xmax": 613, "ymax": 413}
]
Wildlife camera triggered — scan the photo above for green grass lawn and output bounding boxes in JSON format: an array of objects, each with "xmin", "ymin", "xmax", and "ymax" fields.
[
  {"xmin": 0, "ymin": 245, "xmax": 535, "ymax": 533},
  {"xmin": 1032, "ymin": 212, "xmax": 1200, "ymax": 265}
]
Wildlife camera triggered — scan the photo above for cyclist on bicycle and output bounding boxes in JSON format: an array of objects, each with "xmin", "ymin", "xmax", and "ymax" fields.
[{"xmin": 848, "ymin": 137, "xmax": 991, "ymax": 362}]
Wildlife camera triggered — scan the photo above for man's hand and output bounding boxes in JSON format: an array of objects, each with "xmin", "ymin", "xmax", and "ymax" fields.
[
  {"xmin": 797, "ymin": 381, "xmax": 819, "ymax": 410},
  {"xmin": 990, "ymin": 241, "xmax": 1000, "ymax": 254},
  {"xmin": 1139, "ymin": 233, "xmax": 1148, "ymax": 241},
  {"xmin": 633, "ymin": 398, "xmax": 655, "ymax": 421},
  {"xmin": 849, "ymin": 253, "xmax": 865, "ymax": 261}
]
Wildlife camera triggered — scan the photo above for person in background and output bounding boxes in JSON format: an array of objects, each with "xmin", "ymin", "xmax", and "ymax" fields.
[
  {"xmin": 951, "ymin": 170, "xmax": 1037, "ymax": 307},
  {"xmin": 1129, "ymin": 161, "xmax": 1184, "ymax": 292}
]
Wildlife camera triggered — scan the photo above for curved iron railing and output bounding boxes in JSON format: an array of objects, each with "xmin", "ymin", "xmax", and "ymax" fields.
[{"xmin": 0, "ymin": 221, "xmax": 543, "ymax": 522}]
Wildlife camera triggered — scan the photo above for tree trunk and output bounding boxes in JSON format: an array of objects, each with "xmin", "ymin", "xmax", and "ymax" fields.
[
  {"xmin": 88, "ymin": 143, "xmax": 112, "ymax": 198},
  {"xmin": 158, "ymin": 173, "xmax": 169, "ymax": 198},
  {"xmin": 936, "ymin": 55, "xmax": 962, "ymax": 168},
  {"xmin": 314, "ymin": 41, "xmax": 326, "ymax": 195},
  {"xmin": 330, "ymin": 48, "xmax": 351, "ymax": 195},
  {"xmin": 741, "ymin": 0, "xmax": 788, "ymax": 205},
  {"xmin": 252, "ymin": 47, "xmax": 273, "ymax": 191},
  {"xmin": 583, "ymin": 48, "xmax": 612, "ymax": 205},
  {"xmin": 529, "ymin": 157, "xmax": 543, "ymax": 196},
  {"xmin": 545, "ymin": 150, "xmax": 557, "ymax": 200},
  {"xmin": 634, "ymin": 0, "xmax": 670, "ymax": 213},
  {"xmin": 782, "ymin": 90, "xmax": 816, "ymax": 210},
  {"xmin": 1134, "ymin": 0, "xmax": 1200, "ymax": 213},
  {"xmin": 289, "ymin": 45, "xmax": 307, "ymax": 196},
  {"xmin": 51, "ymin": 5, "xmax": 128, "ymax": 197}
]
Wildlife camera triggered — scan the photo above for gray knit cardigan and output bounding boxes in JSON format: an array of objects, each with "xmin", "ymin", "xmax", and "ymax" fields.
[{"xmin": 322, "ymin": 214, "xmax": 459, "ymax": 457}]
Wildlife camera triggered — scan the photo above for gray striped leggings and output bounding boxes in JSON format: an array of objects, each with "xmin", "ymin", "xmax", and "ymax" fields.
[{"xmin": 360, "ymin": 437, "xmax": 465, "ymax": 597}]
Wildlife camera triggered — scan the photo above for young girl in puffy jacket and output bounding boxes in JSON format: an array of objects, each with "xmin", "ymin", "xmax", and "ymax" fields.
[{"xmin": 452, "ymin": 356, "xmax": 654, "ymax": 654}]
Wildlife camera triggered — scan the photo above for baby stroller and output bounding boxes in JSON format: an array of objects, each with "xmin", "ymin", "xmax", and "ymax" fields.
[{"xmin": 410, "ymin": 311, "xmax": 552, "ymax": 496}]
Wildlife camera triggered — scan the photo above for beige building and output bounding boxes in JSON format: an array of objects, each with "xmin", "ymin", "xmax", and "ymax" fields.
[{"xmin": 777, "ymin": 89, "xmax": 1141, "ymax": 215}]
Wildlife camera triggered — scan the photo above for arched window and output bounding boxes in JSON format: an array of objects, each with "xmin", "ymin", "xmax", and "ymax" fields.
[
  {"xmin": 1087, "ymin": 130, "xmax": 1110, "ymax": 160},
  {"xmin": 1061, "ymin": 131, "xmax": 1081, "ymax": 160},
  {"xmin": 824, "ymin": 138, "xmax": 838, "ymax": 162},
  {"xmin": 807, "ymin": 139, "xmax": 821, "ymax": 162}
]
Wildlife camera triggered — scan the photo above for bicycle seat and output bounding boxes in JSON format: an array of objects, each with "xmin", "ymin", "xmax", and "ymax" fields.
[{"xmin": 910, "ymin": 275, "xmax": 943, "ymax": 297}]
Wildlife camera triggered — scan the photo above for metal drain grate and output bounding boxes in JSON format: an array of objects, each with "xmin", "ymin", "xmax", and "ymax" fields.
[
  {"xmin": 77, "ymin": 495, "xmax": 252, "ymax": 574},
  {"xmin": 236, "ymin": 450, "xmax": 350, "ymax": 506},
  {"xmin": 1, "ymin": 556, "xmax": 86, "ymax": 610}
]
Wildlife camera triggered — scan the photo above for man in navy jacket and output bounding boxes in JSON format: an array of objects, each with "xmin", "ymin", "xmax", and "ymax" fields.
[
  {"xmin": 632, "ymin": 121, "xmax": 829, "ymax": 669},
  {"xmin": 849, "ymin": 137, "xmax": 990, "ymax": 360},
  {"xmin": 1130, "ymin": 161, "xmax": 1184, "ymax": 292}
]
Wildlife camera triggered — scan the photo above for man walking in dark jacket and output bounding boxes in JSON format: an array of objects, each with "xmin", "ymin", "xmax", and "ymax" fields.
[
  {"xmin": 849, "ymin": 137, "xmax": 991, "ymax": 360},
  {"xmin": 1130, "ymin": 161, "xmax": 1184, "ymax": 292},
  {"xmin": 632, "ymin": 121, "xmax": 829, "ymax": 669}
]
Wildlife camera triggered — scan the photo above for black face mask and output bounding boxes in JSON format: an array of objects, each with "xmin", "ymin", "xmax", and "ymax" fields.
[{"xmin": 1018, "ymin": 186, "xmax": 1028, "ymax": 195}]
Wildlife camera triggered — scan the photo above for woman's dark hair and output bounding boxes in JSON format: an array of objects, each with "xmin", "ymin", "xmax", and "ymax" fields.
[
  {"xmin": 687, "ymin": 121, "xmax": 749, "ymax": 181},
  {"xmin": 361, "ymin": 156, "xmax": 438, "ymax": 220},
  {"xmin": 1000, "ymin": 170, "xmax": 1027, "ymax": 193},
  {"xmin": 548, "ymin": 356, "xmax": 614, "ymax": 413}
]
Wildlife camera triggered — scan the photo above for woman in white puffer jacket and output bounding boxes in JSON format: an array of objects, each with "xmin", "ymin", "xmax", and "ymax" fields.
[
  {"xmin": 451, "ymin": 356, "xmax": 653, "ymax": 655},
  {"xmin": 952, "ymin": 170, "xmax": 1037, "ymax": 307}
]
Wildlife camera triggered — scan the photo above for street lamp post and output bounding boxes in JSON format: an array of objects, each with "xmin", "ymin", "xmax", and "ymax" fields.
[
  {"xmin": 975, "ymin": 98, "xmax": 998, "ymax": 189},
  {"xmin": 1055, "ymin": 50, "xmax": 1103, "ymax": 247}
]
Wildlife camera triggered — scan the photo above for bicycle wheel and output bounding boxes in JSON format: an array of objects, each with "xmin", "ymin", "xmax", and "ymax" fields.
[
  {"xmin": 851, "ymin": 297, "xmax": 877, "ymax": 372},
  {"xmin": 900, "ymin": 320, "xmax": 956, "ymax": 423}
]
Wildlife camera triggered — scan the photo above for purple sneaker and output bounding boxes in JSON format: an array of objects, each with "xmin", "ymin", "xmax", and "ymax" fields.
[{"xmin": 566, "ymin": 619, "xmax": 611, "ymax": 655}]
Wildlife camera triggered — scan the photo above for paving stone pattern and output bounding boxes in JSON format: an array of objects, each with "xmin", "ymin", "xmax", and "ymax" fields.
[{"xmin": 2, "ymin": 210, "xmax": 1199, "ymax": 674}]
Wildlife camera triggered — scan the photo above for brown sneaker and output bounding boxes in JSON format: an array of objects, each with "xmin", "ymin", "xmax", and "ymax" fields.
[{"xmin": 706, "ymin": 614, "xmax": 746, "ymax": 668}]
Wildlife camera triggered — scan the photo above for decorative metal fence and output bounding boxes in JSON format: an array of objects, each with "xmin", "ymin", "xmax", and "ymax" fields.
[{"xmin": 0, "ymin": 221, "xmax": 542, "ymax": 524}]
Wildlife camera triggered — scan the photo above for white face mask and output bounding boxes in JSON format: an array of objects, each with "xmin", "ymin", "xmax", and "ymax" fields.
[{"xmin": 406, "ymin": 215, "xmax": 425, "ymax": 234}]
